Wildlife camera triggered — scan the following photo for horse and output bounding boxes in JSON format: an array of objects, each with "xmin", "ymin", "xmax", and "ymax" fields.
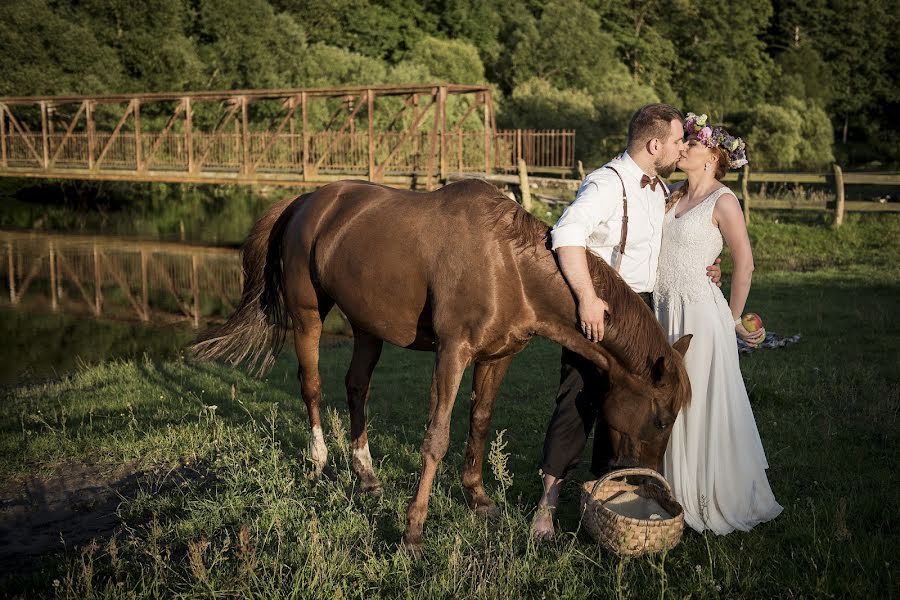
[{"xmin": 191, "ymin": 179, "xmax": 692, "ymax": 556}]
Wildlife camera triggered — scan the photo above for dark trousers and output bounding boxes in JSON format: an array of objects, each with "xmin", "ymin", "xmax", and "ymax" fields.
[{"xmin": 540, "ymin": 291, "xmax": 653, "ymax": 479}]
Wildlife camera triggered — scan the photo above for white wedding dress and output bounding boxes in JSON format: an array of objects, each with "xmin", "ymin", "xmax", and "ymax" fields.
[{"xmin": 654, "ymin": 186, "xmax": 783, "ymax": 534}]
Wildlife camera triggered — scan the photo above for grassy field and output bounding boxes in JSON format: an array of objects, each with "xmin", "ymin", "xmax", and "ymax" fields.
[{"xmin": 1, "ymin": 213, "xmax": 898, "ymax": 598}]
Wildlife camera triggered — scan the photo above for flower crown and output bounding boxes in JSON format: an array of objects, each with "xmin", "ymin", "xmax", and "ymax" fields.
[{"xmin": 684, "ymin": 112, "xmax": 748, "ymax": 169}]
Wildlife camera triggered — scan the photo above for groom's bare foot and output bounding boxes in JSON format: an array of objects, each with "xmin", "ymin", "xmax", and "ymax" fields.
[
  {"xmin": 531, "ymin": 504, "xmax": 556, "ymax": 540},
  {"xmin": 532, "ymin": 472, "xmax": 563, "ymax": 541}
]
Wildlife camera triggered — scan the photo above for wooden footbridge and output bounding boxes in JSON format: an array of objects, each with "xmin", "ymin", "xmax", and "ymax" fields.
[
  {"xmin": 3, "ymin": 230, "xmax": 241, "ymax": 328},
  {"xmin": 0, "ymin": 85, "xmax": 574, "ymax": 189}
]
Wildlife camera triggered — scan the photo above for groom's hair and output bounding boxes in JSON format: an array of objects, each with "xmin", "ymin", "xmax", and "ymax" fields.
[{"xmin": 627, "ymin": 104, "xmax": 684, "ymax": 152}]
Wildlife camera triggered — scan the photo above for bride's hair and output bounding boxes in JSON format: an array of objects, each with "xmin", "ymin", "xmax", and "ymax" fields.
[{"xmin": 666, "ymin": 141, "xmax": 731, "ymax": 212}]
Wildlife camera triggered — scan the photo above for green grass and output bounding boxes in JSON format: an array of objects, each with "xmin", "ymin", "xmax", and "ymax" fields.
[{"xmin": 1, "ymin": 215, "xmax": 898, "ymax": 598}]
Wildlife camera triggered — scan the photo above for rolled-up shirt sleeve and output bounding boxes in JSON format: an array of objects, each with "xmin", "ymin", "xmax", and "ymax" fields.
[{"xmin": 550, "ymin": 177, "xmax": 617, "ymax": 250}]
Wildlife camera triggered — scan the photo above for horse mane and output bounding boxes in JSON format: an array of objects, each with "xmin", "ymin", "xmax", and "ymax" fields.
[
  {"xmin": 477, "ymin": 191, "xmax": 673, "ymax": 381},
  {"xmin": 470, "ymin": 185, "xmax": 689, "ymax": 407},
  {"xmin": 474, "ymin": 185, "xmax": 552, "ymax": 253}
]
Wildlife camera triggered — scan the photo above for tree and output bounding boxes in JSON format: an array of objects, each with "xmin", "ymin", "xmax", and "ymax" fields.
[{"xmin": 0, "ymin": 0, "xmax": 125, "ymax": 96}]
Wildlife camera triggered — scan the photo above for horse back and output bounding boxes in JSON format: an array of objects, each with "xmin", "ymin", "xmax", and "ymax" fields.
[{"xmin": 281, "ymin": 180, "xmax": 538, "ymax": 351}]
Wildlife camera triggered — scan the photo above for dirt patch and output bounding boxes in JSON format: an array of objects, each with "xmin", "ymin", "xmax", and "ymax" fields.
[{"xmin": 0, "ymin": 461, "xmax": 201, "ymax": 574}]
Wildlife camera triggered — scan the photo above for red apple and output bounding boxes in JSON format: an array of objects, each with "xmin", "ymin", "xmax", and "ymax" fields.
[{"xmin": 741, "ymin": 313, "xmax": 763, "ymax": 332}]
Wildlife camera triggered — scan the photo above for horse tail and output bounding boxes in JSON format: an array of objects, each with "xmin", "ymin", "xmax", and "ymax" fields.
[{"xmin": 190, "ymin": 193, "xmax": 305, "ymax": 377}]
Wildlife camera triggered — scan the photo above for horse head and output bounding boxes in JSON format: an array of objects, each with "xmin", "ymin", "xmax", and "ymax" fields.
[{"xmin": 600, "ymin": 334, "xmax": 692, "ymax": 472}]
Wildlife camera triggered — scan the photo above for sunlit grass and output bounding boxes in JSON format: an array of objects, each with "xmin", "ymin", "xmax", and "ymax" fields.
[{"xmin": 1, "ymin": 213, "xmax": 897, "ymax": 597}]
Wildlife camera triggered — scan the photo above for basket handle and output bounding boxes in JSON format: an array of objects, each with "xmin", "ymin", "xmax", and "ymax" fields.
[{"xmin": 594, "ymin": 467, "xmax": 673, "ymax": 496}]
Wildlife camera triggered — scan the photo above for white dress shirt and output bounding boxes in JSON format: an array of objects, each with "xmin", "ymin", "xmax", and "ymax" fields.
[{"xmin": 550, "ymin": 152, "xmax": 667, "ymax": 293}]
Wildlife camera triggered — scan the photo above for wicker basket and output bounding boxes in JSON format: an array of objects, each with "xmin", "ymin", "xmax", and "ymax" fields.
[{"xmin": 580, "ymin": 467, "xmax": 684, "ymax": 557}]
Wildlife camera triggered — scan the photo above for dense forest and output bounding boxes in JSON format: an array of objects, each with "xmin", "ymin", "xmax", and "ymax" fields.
[{"xmin": 1, "ymin": 0, "xmax": 897, "ymax": 169}]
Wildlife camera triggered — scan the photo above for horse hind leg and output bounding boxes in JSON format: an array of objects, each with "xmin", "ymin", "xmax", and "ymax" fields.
[
  {"xmin": 462, "ymin": 356, "xmax": 513, "ymax": 520},
  {"xmin": 293, "ymin": 298, "xmax": 334, "ymax": 479},
  {"xmin": 346, "ymin": 327, "xmax": 384, "ymax": 495}
]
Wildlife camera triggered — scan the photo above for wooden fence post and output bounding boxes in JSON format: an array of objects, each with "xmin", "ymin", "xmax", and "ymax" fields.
[
  {"xmin": 518, "ymin": 158, "xmax": 533, "ymax": 212},
  {"xmin": 833, "ymin": 163, "xmax": 845, "ymax": 228},
  {"xmin": 577, "ymin": 160, "xmax": 586, "ymax": 181},
  {"xmin": 740, "ymin": 165, "xmax": 751, "ymax": 224}
]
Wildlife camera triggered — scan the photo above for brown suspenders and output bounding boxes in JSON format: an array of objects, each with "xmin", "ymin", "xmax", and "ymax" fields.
[
  {"xmin": 604, "ymin": 166, "xmax": 629, "ymax": 272},
  {"xmin": 603, "ymin": 165, "xmax": 669, "ymax": 272}
]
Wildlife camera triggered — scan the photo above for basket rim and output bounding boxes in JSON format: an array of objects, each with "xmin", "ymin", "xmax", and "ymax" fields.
[{"xmin": 581, "ymin": 470, "xmax": 684, "ymax": 523}]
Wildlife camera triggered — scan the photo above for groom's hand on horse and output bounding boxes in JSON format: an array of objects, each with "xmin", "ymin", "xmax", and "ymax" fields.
[
  {"xmin": 706, "ymin": 258, "xmax": 722, "ymax": 287},
  {"xmin": 579, "ymin": 295, "xmax": 610, "ymax": 342}
]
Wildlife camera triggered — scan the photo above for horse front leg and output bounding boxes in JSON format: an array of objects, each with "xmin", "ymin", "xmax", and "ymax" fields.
[
  {"xmin": 462, "ymin": 356, "xmax": 513, "ymax": 520},
  {"xmin": 403, "ymin": 344, "xmax": 469, "ymax": 558},
  {"xmin": 346, "ymin": 328, "xmax": 384, "ymax": 495}
]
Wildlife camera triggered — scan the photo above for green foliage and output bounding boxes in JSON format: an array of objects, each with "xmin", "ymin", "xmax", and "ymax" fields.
[
  {"xmin": 2, "ymin": 0, "xmax": 898, "ymax": 167},
  {"xmin": 403, "ymin": 36, "xmax": 486, "ymax": 84},
  {"xmin": 744, "ymin": 98, "xmax": 833, "ymax": 170}
]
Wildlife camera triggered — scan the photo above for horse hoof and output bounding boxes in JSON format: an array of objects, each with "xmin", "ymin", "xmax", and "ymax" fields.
[
  {"xmin": 475, "ymin": 503, "xmax": 500, "ymax": 521},
  {"xmin": 361, "ymin": 481, "xmax": 383, "ymax": 496},
  {"xmin": 401, "ymin": 536, "xmax": 425, "ymax": 560}
]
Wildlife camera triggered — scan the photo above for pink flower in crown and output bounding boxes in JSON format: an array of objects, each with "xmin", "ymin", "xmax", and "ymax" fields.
[{"xmin": 697, "ymin": 126, "xmax": 713, "ymax": 146}]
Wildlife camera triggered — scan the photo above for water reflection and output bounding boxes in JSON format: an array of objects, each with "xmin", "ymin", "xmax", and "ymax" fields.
[{"xmin": 1, "ymin": 306, "xmax": 194, "ymax": 387}]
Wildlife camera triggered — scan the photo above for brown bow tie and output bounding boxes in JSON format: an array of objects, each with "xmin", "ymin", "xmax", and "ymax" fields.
[{"xmin": 640, "ymin": 174, "xmax": 659, "ymax": 191}]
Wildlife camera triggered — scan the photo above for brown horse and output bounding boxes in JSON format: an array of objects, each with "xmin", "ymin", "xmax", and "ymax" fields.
[{"xmin": 192, "ymin": 179, "xmax": 691, "ymax": 555}]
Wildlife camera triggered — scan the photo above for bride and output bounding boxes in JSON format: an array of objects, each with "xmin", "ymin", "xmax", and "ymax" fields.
[{"xmin": 654, "ymin": 113, "xmax": 783, "ymax": 534}]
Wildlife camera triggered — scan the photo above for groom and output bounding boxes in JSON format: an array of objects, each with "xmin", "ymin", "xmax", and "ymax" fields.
[{"xmin": 531, "ymin": 104, "xmax": 721, "ymax": 539}]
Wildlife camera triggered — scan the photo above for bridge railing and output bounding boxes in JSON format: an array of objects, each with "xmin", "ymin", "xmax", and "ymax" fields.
[
  {"xmin": 2, "ymin": 230, "xmax": 241, "ymax": 328},
  {"xmin": 0, "ymin": 86, "xmax": 576, "ymax": 187},
  {"xmin": 1, "ymin": 128, "xmax": 575, "ymax": 179}
]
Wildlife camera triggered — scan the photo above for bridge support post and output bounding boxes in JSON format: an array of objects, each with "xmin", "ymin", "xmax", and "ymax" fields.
[
  {"xmin": 241, "ymin": 96, "xmax": 250, "ymax": 175},
  {"xmin": 7, "ymin": 242, "xmax": 15, "ymax": 304},
  {"xmin": 367, "ymin": 89, "xmax": 375, "ymax": 181},
  {"xmin": 93, "ymin": 244, "xmax": 102, "ymax": 316},
  {"xmin": 185, "ymin": 97, "xmax": 194, "ymax": 173},
  {"xmin": 134, "ymin": 100, "xmax": 142, "ymax": 171},
  {"xmin": 49, "ymin": 241, "xmax": 58, "ymax": 311},
  {"xmin": 40, "ymin": 101, "xmax": 50, "ymax": 169},
  {"xmin": 439, "ymin": 86, "xmax": 447, "ymax": 182},
  {"xmin": 191, "ymin": 253, "xmax": 200, "ymax": 329},
  {"xmin": 141, "ymin": 249, "xmax": 150, "ymax": 322},
  {"xmin": 86, "ymin": 101, "xmax": 95, "ymax": 170},
  {"xmin": 0, "ymin": 104, "xmax": 6, "ymax": 168},
  {"xmin": 301, "ymin": 92, "xmax": 309, "ymax": 181},
  {"xmin": 485, "ymin": 94, "xmax": 492, "ymax": 175}
]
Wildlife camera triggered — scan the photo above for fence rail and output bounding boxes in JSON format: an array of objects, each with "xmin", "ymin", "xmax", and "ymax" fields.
[{"xmin": 478, "ymin": 163, "xmax": 900, "ymax": 227}]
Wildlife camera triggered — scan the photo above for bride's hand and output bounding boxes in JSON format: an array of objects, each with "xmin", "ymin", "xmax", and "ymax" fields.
[{"xmin": 735, "ymin": 322, "xmax": 766, "ymax": 347}]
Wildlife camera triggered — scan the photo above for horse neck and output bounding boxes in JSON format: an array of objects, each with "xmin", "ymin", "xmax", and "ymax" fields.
[{"xmin": 519, "ymin": 242, "xmax": 666, "ymax": 377}]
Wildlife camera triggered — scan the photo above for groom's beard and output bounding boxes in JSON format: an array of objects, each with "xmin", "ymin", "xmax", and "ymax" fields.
[{"xmin": 655, "ymin": 158, "xmax": 678, "ymax": 178}]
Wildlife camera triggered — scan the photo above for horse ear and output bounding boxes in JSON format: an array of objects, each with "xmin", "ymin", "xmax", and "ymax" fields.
[
  {"xmin": 649, "ymin": 356, "xmax": 665, "ymax": 383},
  {"xmin": 672, "ymin": 334, "xmax": 693, "ymax": 357}
]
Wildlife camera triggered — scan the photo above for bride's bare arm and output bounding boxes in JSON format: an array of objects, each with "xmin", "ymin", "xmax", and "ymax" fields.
[{"xmin": 713, "ymin": 194, "xmax": 757, "ymax": 325}]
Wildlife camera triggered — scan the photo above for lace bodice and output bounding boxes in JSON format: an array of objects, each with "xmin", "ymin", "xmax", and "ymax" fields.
[{"xmin": 654, "ymin": 186, "xmax": 730, "ymax": 305}]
